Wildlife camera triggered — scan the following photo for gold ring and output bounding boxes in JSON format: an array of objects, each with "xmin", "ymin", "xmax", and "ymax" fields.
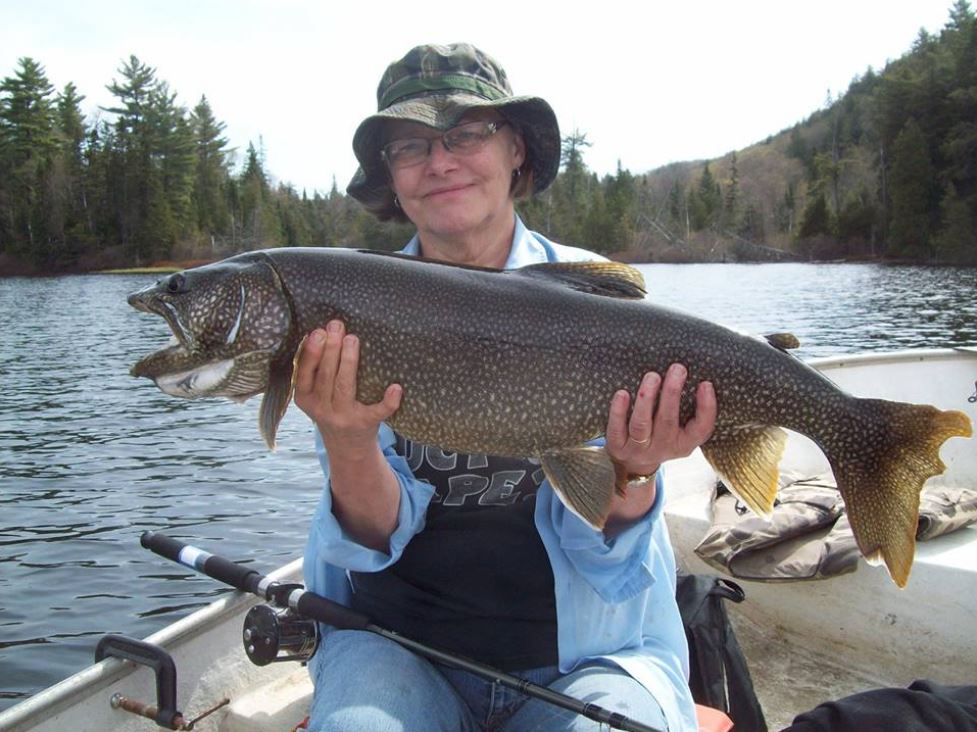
[{"xmin": 629, "ymin": 436, "xmax": 651, "ymax": 446}]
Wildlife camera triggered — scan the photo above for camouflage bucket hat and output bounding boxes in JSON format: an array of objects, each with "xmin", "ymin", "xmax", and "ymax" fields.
[{"xmin": 347, "ymin": 43, "xmax": 560, "ymax": 210}]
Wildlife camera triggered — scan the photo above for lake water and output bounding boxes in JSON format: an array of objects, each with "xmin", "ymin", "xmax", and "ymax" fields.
[{"xmin": 1, "ymin": 261, "xmax": 976, "ymax": 711}]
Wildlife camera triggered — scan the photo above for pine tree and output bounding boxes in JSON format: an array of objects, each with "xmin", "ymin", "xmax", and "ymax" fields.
[
  {"xmin": 722, "ymin": 152, "xmax": 740, "ymax": 232},
  {"xmin": 798, "ymin": 189, "xmax": 831, "ymax": 240},
  {"xmin": 55, "ymin": 82, "xmax": 92, "ymax": 251},
  {"xmin": 933, "ymin": 182, "xmax": 976, "ymax": 262},
  {"xmin": 190, "ymin": 95, "xmax": 231, "ymax": 238},
  {"xmin": 0, "ymin": 57, "xmax": 59, "ymax": 262},
  {"xmin": 104, "ymin": 55, "xmax": 161, "ymax": 261},
  {"xmin": 888, "ymin": 117, "xmax": 937, "ymax": 257},
  {"xmin": 688, "ymin": 163, "xmax": 720, "ymax": 231},
  {"xmin": 236, "ymin": 140, "xmax": 282, "ymax": 247}
]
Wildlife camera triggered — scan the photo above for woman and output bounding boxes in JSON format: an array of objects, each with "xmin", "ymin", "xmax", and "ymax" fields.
[{"xmin": 295, "ymin": 43, "xmax": 717, "ymax": 732}]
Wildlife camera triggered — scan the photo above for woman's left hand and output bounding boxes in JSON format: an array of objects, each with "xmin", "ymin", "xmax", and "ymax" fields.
[
  {"xmin": 606, "ymin": 364, "xmax": 717, "ymax": 475},
  {"xmin": 603, "ymin": 364, "xmax": 717, "ymax": 530}
]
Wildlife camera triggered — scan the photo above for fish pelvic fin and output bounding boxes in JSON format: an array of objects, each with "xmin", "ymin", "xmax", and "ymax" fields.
[
  {"xmin": 516, "ymin": 261, "xmax": 647, "ymax": 299},
  {"xmin": 829, "ymin": 400, "xmax": 972, "ymax": 588},
  {"xmin": 700, "ymin": 424, "xmax": 787, "ymax": 517},
  {"xmin": 258, "ymin": 352, "xmax": 298, "ymax": 451},
  {"xmin": 541, "ymin": 446, "xmax": 618, "ymax": 529}
]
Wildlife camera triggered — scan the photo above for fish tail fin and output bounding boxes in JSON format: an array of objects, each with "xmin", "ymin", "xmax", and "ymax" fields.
[
  {"xmin": 828, "ymin": 399, "xmax": 972, "ymax": 588},
  {"xmin": 700, "ymin": 424, "xmax": 787, "ymax": 517}
]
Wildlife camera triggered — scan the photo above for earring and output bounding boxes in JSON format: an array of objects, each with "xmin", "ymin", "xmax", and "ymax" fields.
[
  {"xmin": 393, "ymin": 195, "xmax": 401, "ymax": 209},
  {"xmin": 512, "ymin": 168, "xmax": 522, "ymax": 180}
]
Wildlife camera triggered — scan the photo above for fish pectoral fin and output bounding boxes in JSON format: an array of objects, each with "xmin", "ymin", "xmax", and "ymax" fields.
[
  {"xmin": 700, "ymin": 424, "xmax": 787, "ymax": 517},
  {"xmin": 515, "ymin": 262, "xmax": 647, "ymax": 299},
  {"xmin": 258, "ymin": 355, "xmax": 296, "ymax": 451},
  {"xmin": 540, "ymin": 447, "xmax": 618, "ymax": 530}
]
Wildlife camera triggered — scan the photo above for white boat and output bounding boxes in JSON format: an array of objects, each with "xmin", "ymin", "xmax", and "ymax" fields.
[
  {"xmin": 665, "ymin": 347, "xmax": 977, "ymax": 729},
  {"xmin": 1, "ymin": 348, "xmax": 974, "ymax": 732}
]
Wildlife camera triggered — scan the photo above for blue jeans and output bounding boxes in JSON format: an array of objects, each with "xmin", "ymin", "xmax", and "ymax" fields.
[{"xmin": 308, "ymin": 630, "xmax": 668, "ymax": 731}]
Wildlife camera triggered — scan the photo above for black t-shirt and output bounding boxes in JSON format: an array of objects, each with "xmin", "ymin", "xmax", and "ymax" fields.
[{"xmin": 349, "ymin": 433, "xmax": 559, "ymax": 670}]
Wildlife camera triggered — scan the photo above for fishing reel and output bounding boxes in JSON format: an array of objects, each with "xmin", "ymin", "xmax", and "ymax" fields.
[{"xmin": 243, "ymin": 602, "xmax": 319, "ymax": 666}]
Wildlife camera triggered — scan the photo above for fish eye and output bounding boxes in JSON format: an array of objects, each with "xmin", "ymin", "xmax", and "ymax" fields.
[{"xmin": 165, "ymin": 273, "xmax": 187, "ymax": 294}]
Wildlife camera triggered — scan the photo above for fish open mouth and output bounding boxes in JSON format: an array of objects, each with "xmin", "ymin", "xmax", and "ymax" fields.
[
  {"xmin": 128, "ymin": 289, "xmax": 195, "ymax": 357},
  {"xmin": 130, "ymin": 316, "xmax": 275, "ymax": 401}
]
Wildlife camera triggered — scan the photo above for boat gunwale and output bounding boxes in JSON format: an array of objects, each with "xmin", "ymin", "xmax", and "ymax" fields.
[{"xmin": 0, "ymin": 559, "xmax": 303, "ymax": 730}]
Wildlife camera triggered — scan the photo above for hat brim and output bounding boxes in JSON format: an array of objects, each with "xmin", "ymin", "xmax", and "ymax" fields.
[{"xmin": 347, "ymin": 92, "xmax": 560, "ymax": 209}]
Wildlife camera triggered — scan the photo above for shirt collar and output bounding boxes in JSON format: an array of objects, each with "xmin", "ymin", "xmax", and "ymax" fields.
[{"xmin": 400, "ymin": 215, "xmax": 547, "ymax": 271}]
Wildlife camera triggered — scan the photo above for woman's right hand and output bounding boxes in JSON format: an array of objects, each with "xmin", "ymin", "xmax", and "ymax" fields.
[
  {"xmin": 293, "ymin": 320, "xmax": 403, "ymax": 457},
  {"xmin": 293, "ymin": 320, "xmax": 404, "ymax": 551}
]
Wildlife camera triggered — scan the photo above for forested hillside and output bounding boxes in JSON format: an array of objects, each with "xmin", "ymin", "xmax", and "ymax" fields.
[
  {"xmin": 1, "ymin": 1, "xmax": 974, "ymax": 273},
  {"xmin": 621, "ymin": 0, "xmax": 977, "ymax": 264}
]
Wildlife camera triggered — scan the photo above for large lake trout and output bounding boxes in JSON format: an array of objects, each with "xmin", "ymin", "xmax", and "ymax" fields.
[{"xmin": 128, "ymin": 248, "xmax": 971, "ymax": 587}]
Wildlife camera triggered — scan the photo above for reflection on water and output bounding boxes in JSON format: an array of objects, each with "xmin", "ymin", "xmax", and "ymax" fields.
[{"xmin": 1, "ymin": 262, "xmax": 975, "ymax": 709}]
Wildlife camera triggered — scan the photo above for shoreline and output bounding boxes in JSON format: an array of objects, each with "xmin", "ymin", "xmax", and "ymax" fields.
[{"xmin": 0, "ymin": 252, "xmax": 971, "ymax": 278}]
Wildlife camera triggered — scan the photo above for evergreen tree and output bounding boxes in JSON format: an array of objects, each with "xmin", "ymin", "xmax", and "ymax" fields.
[
  {"xmin": 544, "ymin": 129, "xmax": 592, "ymax": 245},
  {"xmin": 104, "ymin": 55, "xmax": 162, "ymax": 261},
  {"xmin": 688, "ymin": 163, "xmax": 720, "ymax": 231},
  {"xmin": 190, "ymin": 95, "xmax": 231, "ymax": 237},
  {"xmin": 151, "ymin": 82, "xmax": 195, "ymax": 239},
  {"xmin": 0, "ymin": 57, "xmax": 58, "ymax": 262},
  {"xmin": 933, "ymin": 182, "xmax": 976, "ymax": 262},
  {"xmin": 236, "ymin": 140, "xmax": 282, "ymax": 247},
  {"xmin": 604, "ymin": 161, "xmax": 637, "ymax": 250},
  {"xmin": 888, "ymin": 117, "xmax": 937, "ymax": 257},
  {"xmin": 797, "ymin": 187, "xmax": 832, "ymax": 240},
  {"xmin": 722, "ymin": 152, "xmax": 740, "ymax": 231}
]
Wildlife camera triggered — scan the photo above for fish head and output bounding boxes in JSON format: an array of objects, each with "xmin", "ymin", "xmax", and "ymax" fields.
[{"xmin": 127, "ymin": 255, "xmax": 292, "ymax": 401}]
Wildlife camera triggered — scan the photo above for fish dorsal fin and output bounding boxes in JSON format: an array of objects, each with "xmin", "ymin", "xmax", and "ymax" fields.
[
  {"xmin": 540, "ymin": 446, "xmax": 618, "ymax": 529},
  {"xmin": 516, "ymin": 261, "xmax": 647, "ymax": 299},
  {"xmin": 700, "ymin": 424, "xmax": 788, "ymax": 518},
  {"xmin": 356, "ymin": 249, "xmax": 647, "ymax": 299},
  {"xmin": 764, "ymin": 332, "xmax": 800, "ymax": 351}
]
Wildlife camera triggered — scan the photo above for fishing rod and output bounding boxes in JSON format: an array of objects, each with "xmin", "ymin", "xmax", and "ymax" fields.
[{"xmin": 140, "ymin": 531, "xmax": 664, "ymax": 732}]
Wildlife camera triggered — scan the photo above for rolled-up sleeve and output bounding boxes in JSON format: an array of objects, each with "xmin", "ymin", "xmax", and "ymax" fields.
[
  {"xmin": 305, "ymin": 424, "xmax": 435, "ymax": 573},
  {"xmin": 540, "ymin": 471, "xmax": 665, "ymax": 604}
]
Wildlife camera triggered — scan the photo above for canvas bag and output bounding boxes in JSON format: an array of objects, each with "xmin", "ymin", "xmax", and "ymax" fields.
[{"xmin": 676, "ymin": 572, "xmax": 768, "ymax": 732}]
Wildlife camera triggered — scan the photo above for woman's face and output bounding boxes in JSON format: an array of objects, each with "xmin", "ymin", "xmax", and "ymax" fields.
[{"xmin": 384, "ymin": 112, "xmax": 526, "ymax": 242}]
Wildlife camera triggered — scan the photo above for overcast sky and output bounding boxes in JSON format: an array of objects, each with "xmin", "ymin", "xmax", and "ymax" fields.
[{"xmin": 0, "ymin": 0, "xmax": 957, "ymax": 194}]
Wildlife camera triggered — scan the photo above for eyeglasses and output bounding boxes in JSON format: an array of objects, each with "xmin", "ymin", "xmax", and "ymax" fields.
[{"xmin": 381, "ymin": 120, "xmax": 508, "ymax": 170}]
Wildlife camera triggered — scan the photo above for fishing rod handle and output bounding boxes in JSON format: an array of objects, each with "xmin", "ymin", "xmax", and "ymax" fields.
[
  {"xmin": 140, "ymin": 531, "xmax": 264, "ymax": 595},
  {"xmin": 140, "ymin": 531, "xmax": 371, "ymax": 631},
  {"xmin": 291, "ymin": 589, "xmax": 370, "ymax": 632}
]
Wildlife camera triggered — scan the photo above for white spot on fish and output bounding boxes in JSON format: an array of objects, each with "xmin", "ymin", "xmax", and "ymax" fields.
[{"xmin": 226, "ymin": 283, "xmax": 246, "ymax": 345}]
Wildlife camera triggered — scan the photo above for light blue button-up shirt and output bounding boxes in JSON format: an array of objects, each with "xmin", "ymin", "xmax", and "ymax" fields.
[{"xmin": 304, "ymin": 216, "xmax": 697, "ymax": 731}]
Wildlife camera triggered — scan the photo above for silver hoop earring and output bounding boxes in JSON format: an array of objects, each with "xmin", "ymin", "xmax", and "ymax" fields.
[
  {"xmin": 393, "ymin": 195, "xmax": 401, "ymax": 209},
  {"xmin": 512, "ymin": 168, "xmax": 522, "ymax": 180}
]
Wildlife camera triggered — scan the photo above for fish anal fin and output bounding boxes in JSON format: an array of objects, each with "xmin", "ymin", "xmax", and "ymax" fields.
[
  {"xmin": 540, "ymin": 446, "xmax": 618, "ymax": 529},
  {"xmin": 516, "ymin": 262, "xmax": 647, "ymax": 299},
  {"xmin": 700, "ymin": 424, "xmax": 787, "ymax": 518},
  {"xmin": 829, "ymin": 401, "xmax": 972, "ymax": 588},
  {"xmin": 259, "ymin": 355, "xmax": 297, "ymax": 451}
]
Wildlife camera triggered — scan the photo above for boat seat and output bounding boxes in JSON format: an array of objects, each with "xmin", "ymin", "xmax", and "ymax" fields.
[{"xmin": 221, "ymin": 667, "xmax": 312, "ymax": 732}]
